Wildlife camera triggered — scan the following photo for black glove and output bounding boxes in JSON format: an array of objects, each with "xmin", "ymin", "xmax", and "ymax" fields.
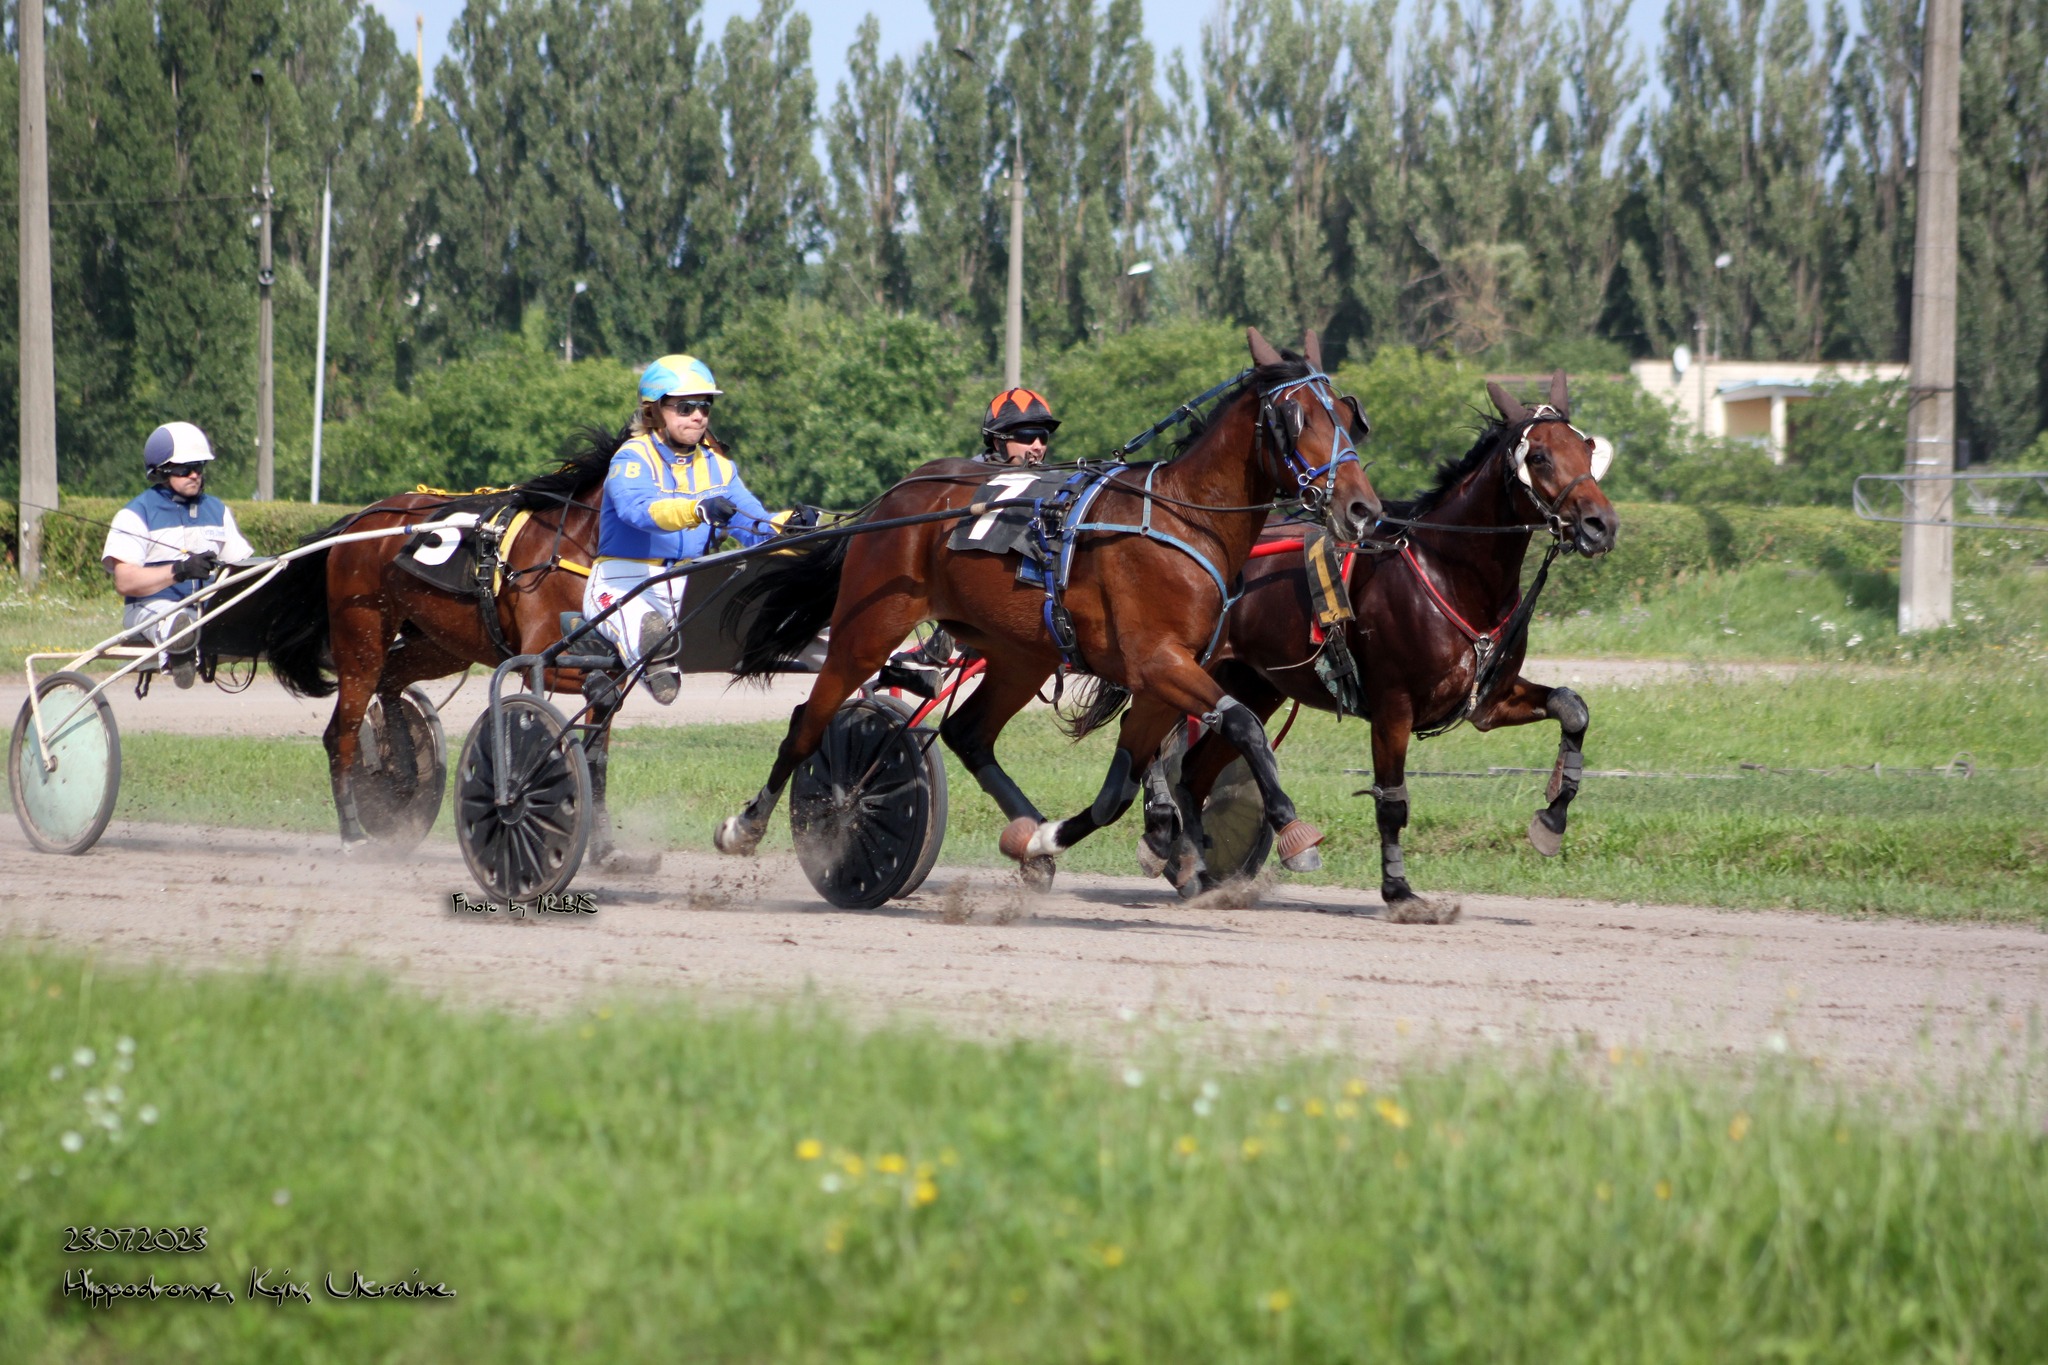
[
  {"xmin": 783, "ymin": 504, "xmax": 821, "ymax": 530},
  {"xmin": 172, "ymin": 550, "xmax": 219, "ymax": 583},
  {"xmin": 699, "ymin": 495, "xmax": 739, "ymax": 527}
]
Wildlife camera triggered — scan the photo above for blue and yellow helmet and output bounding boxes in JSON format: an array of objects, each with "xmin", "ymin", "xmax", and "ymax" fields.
[{"xmin": 639, "ymin": 354, "xmax": 722, "ymax": 402}]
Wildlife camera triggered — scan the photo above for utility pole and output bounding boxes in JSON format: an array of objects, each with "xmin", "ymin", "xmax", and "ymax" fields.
[
  {"xmin": 953, "ymin": 46, "xmax": 1024, "ymax": 389},
  {"xmin": 310, "ymin": 168, "xmax": 333, "ymax": 504},
  {"xmin": 1004, "ymin": 118, "xmax": 1024, "ymax": 390},
  {"xmin": 17, "ymin": 0, "xmax": 59, "ymax": 587},
  {"xmin": 1900, "ymin": 0, "xmax": 1960, "ymax": 633},
  {"xmin": 253, "ymin": 71, "xmax": 275, "ymax": 501}
]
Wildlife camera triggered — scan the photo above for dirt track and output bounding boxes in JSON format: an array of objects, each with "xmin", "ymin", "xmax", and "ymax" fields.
[{"xmin": 3, "ymin": 815, "xmax": 2041, "ymax": 1086}]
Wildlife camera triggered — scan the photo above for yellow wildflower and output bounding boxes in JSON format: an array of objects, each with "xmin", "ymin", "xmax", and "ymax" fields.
[
  {"xmin": 1595, "ymin": 1181, "xmax": 1612, "ymax": 1203},
  {"xmin": 1304, "ymin": 1098, "xmax": 1326, "ymax": 1118},
  {"xmin": 1334, "ymin": 1101, "xmax": 1359, "ymax": 1120},
  {"xmin": 914, "ymin": 1180, "xmax": 939, "ymax": 1206},
  {"xmin": 1241, "ymin": 1137, "xmax": 1265, "ymax": 1160},
  {"xmin": 840, "ymin": 1154, "xmax": 866, "ymax": 1177},
  {"xmin": 1099, "ymin": 1245, "xmax": 1125, "ymax": 1268},
  {"xmin": 877, "ymin": 1153, "xmax": 907, "ymax": 1175},
  {"xmin": 1343, "ymin": 1078, "xmax": 1368, "ymax": 1098},
  {"xmin": 1176, "ymin": 1135, "xmax": 1199, "ymax": 1156},
  {"xmin": 1607, "ymin": 1045, "xmax": 1625, "ymax": 1065},
  {"xmin": 940, "ymin": 1147, "xmax": 960, "ymax": 1167},
  {"xmin": 1728, "ymin": 1113, "xmax": 1752, "ymax": 1143},
  {"xmin": 1264, "ymin": 1289, "xmax": 1293, "ymax": 1313},
  {"xmin": 1375, "ymin": 1096, "xmax": 1411, "ymax": 1129},
  {"xmin": 823, "ymin": 1221, "xmax": 845, "ymax": 1254},
  {"xmin": 796, "ymin": 1138, "xmax": 823, "ymax": 1161},
  {"xmin": 1655, "ymin": 1179, "xmax": 1672, "ymax": 1201}
]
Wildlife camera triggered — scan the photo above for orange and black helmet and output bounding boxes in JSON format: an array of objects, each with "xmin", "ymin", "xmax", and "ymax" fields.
[{"xmin": 982, "ymin": 388, "xmax": 1060, "ymax": 444}]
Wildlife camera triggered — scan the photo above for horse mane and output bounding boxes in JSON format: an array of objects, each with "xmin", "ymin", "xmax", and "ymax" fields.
[
  {"xmin": 1166, "ymin": 353, "xmax": 1316, "ymax": 456},
  {"xmin": 509, "ymin": 423, "xmax": 627, "ymax": 508},
  {"xmin": 1378, "ymin": 410, "xmax": 1513, "ymax": 522}
]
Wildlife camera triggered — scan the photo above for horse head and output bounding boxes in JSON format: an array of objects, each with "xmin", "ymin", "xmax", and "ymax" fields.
[
  {"xmin": 1246, "ymin": 326, "xmax": 1381, "ymax": 542},
  {"xmin": 1485, "ymin": 371, "xmax": 1619, "ymax": 557}
]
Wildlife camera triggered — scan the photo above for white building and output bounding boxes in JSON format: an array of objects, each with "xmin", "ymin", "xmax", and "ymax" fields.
[{"xmin": 1629, "ymin": 357, "xmax": 1908, "ymax": 463}]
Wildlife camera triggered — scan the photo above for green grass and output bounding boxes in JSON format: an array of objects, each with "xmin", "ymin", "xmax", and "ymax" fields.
[
  {"xmin": 1530, "ymin": 557, "xmax": 2048, "ymax": 664},
  {"xmin": 104, "ymin": 666, "xmax": 2047, "ymax": 921},
  {"xmin": 0, "ymin": 583, "xmax": 126, "ymax": 673},
  {"xmin": 2, "ymin": 950, "xmax": 2043, "ymax": 1362}
]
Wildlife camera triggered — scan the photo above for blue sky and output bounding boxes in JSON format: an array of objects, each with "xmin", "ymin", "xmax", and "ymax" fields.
[{"xmin": 368, "ymin": 0, "xmax": 1678, "ymax": 116}]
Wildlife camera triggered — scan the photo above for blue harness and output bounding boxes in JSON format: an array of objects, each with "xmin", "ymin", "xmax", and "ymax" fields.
[{"xmin": 1020, "ymin": 369, "xmax": 1365, "ymax": 673}]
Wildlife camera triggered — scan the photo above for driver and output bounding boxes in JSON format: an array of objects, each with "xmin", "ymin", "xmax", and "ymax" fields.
[
  {"xmin": 586, "ymin": 354, "xmax": 783, "ymax": 704},
  {"xmin": 976, "ymin": 387, "xmax": 1060, "ymax": 466},
  {"xmin": 100, "ymin": 422, "xmax": 253, "ymax": 689},
  {"xmin": 882, "ymin": 388, "xmax": 1065, "ymax": 695}
]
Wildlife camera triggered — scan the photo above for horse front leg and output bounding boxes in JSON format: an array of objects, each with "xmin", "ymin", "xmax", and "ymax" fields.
[
  {"xmin": 1474, "ymin": 676, "xmax": 1588, "ymax": 858},
  {"xmin": 1017, "ymin": 694, "xmax": 1180, "ymax": 873},
  {"xmin": 938, "ymin": 662, "xmax": 1058, "ymax": 888},
  {"xmin": 1366, "ymin": 705, "xmax": 1458, "ymax": 924},
  {"xmin": 1136, "ymin": 663, "xmax": 1325, "ymax": 874}
]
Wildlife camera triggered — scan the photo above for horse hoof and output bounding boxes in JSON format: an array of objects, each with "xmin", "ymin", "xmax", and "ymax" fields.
[
  {"xmin": 339, "ymin": 833, "xmax": 370, "ymax": 854},
  {"xmin": 1276, "ymin": 820, "xmax": 1324, "ymax": 872},
  {"xmin": 998, "ymin": 817, "xmax": 1041, "ymax": 863},
  {"xmin": 714, "ymin": 815, "xmax": 762, "ymax": 856},
  {"xmin": 1135, "ymin": 838, "xmax": 1168, "ymax": 878},
  {"xmin": 1385, "ymin": 895, "xmax": 1462, "ymax": 926},
  {"xmin": 1175, "ymin": 869, "xmax": 1221, "ymax": 902},
  {"xmin": 1527, "ymin": 811, "xmax": 1565, "ymax": 857}
]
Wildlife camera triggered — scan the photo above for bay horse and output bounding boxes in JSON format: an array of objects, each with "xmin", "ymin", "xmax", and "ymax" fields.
[
  {"xmin": 260, "ymin": 428, "xmax": 641, "ymax": 864},
  {"xmin": 716, "ymin": 329, "xmax": 1381, "ymax": 889},
  {"xmin": 1160, "ymin": 372, "xmax": 1619, "ymax": 919}
]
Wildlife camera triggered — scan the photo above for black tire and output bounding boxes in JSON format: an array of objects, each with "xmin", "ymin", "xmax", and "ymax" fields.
[
  {"xmin": 791, "ymin": 696, "xmax": 943, "ymax": 910},
  {"xmin": 878, "ymin": 696, "xmax": 949, "ymax": 898},
  {"xmin": 9, "ymin": 671, "xmax": 121, "ymax": 856},
  {"xmin": 1198, "ymin": 757, "xmax": 1273, "ymax": 885},
  {"xmin": 353, "ymin": 685, "xmax": 448, "ymax": 851},
  {"xmin": 455, "ymin": 695, "xmax": 592, "ymax": 902}
]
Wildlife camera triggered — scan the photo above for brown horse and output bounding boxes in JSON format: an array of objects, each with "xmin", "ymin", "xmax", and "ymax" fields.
[
  {"xmin": 1161, "ymin": 372, "xmax": 1619, "ymax": 917},
  {"xmin": 716, "ymin": 329, "xmax": 1382, "ymax": 888},
  {"xmin": 261, "ymin": 430, "xmax": 636, "ymax": 861}
]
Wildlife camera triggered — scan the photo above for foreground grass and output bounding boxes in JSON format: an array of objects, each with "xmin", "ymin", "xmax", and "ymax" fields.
[
  {"xmin": 106, "ymin": 667, "xmax": 2047, "ymax": 920},
  {"xmin": 1, "ymin": 950, "xmax": 2043, "ymax": 1362}
]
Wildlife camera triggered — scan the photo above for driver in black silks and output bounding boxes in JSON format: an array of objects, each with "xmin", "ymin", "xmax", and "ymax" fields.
[{"xmin": 877, "ymin": 389, "xmax": 1062, "ymax": 697}]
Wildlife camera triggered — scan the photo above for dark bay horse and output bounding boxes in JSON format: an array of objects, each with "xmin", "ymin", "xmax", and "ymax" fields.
[
  {"xmin": 717, "ymin": 329, "xmax": 1381, "ymax": 888},
  {"xmin": 261, "ymin": 430, "xmax": 634, "ymax": 861},
  {"xmin": 1163, "ymin": 372, "xmax": 1619, "ymax": 919}
]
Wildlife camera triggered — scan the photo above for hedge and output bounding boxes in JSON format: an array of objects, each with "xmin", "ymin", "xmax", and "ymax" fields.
[
  {"xmin": 1, "ymin": 497, "xmax": 2033, "ymax": 604},
  {"xmin": 0, "ymin": 499, "xmax": 357, "ymax": 586}
]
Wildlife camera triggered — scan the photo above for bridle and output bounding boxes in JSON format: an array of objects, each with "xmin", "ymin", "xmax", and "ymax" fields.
[
  {"xmin": 1258, "ymin": 370, "xmax": 1368, "ymax": 523},
  {"xmin": 1500, "ymin": 404, "xmax": 1613, "ymax": 550}
]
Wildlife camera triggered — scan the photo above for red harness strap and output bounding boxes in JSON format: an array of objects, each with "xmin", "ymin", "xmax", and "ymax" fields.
[{"xmin": 1400, "ymin": 543, "xmax": 1515, "ymax": 644}]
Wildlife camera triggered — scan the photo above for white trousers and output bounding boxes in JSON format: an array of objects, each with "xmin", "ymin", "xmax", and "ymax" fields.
[
  {"xmin": 121, "ymin": 598, "xmax": 202, "ymax": 671},
  {"xmin": 582, "ymin": 559, "xmax": 687, "ymax": 668}
]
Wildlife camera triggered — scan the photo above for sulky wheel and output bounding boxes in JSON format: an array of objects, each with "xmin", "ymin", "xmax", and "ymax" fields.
[
  {"xmin": 455, "ymin": 695, "xmax": 592, "ymax": 902},
  {"xmin": 9, "ymin": 671, "xmax": 122, "ymax": 856},
  {"xmin": 1193, "ymin": 756, "xmax": 1273, "ymax": 890},
  {"xmin": 791, "ymin": 696, "xmax": 945, "ymax": 910},
  {"xmin": 352, "ymin": 685, "xmax": 448, "ymax": 852}
]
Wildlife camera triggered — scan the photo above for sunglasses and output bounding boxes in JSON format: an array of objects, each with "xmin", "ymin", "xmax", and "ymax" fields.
[
  {"xmin": 1005, "ymin": 427, "xmax": 1052, "ymax": 445},
  {"xmin": 660, "ymin": 397, "xmax": 714, "ymax": 415},
  {"xmin": 160, "ymin": 462, "xmax": 207, "ymax": 478}
]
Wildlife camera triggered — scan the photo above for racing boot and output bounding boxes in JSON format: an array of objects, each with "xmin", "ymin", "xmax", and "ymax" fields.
[{"xmin": 638, "ymin": 616, "xmax": 682, "ymax": 705}]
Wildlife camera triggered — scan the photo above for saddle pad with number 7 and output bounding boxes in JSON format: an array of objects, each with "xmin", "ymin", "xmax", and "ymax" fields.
[{"xmin": 943, "ymin": 467, "xmax": 1086, "ymax": 564}]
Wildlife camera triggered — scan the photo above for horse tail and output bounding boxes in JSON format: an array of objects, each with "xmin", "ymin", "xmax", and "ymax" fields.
[
  {"xmin": 725, "ymin": 532, "xmax": 849, "ymax": 682},
  {"xmin": 261, "ymin": 538, "xmax": 342, "ymax": 699},
  {"xmin": 1056, "ymin": 675, "xmax": 1133, "ymax": 741}
]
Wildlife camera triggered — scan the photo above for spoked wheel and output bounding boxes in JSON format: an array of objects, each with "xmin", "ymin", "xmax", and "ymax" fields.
[
  {"xmin": 353, "ymin": 686, "xmax": 448, "ymax": 852},
  {"xmin": 455, "ymin": 695, "xmax": 592, "ymax": 901},
  {"xmin": 9, "ymin": 671, "xmax": 121, "ymax": 856},
  {"xmin": 791, "ymin": 696, "xmax": 945, "ymax": 910},
  {"xmin": 1192, "ymin": 757, "xmax": 1273, "ymax": 891}
]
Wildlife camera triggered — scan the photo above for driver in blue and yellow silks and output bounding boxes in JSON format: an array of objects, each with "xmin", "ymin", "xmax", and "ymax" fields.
[{"xmin": 586, "ymin": 353, "xmax": 791, "ymax": 704}]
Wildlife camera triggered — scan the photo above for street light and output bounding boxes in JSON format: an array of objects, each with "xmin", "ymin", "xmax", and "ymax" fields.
[
  {"xmin": 565, "ymin": 280, "xmax": 588, "ymax": 363},
  {"xmin": 952, "ymin": 46, "xmax": 1024, "ymax": 389}
]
